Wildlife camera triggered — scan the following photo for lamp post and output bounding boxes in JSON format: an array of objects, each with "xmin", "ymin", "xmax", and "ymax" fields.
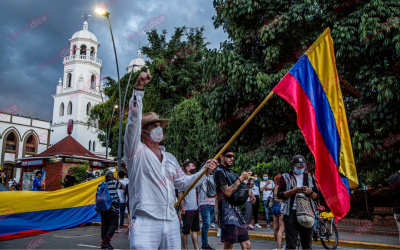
[
  {"xmin": 96, "ymin": 8, "xmax": 122, "ymax": 171},
  {"xmin": 106, "ymin": 105, "xmax": 118, "ymax": 159},
  {"xmin": 97, "ymin": 84, "xmax": 118, "ymax": 159}
]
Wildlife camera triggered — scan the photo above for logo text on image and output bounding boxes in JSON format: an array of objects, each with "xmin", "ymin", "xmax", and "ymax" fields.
[
  {"xmin": 246, "ymin": 132, "xmax": 285, "ymax": 158},
  {"xmin": 158, "ymin": 44, "xmax": 197, "ymax": 71},
  {"xmin": 24, "ymin": 236, "xmax": 45, "ymax": 250},
  {"xmin": 128, "ymin": 14, "xmax": 167, "ymax": 41},
  {"xmin": 216, "ymin": 103, "xmax": 256, "ymax": 129},
  {"xmin": 39, "ymin": 43, "xmax": 77, "ymax": 70},
  {"xmin": 348, "ymin": 103, "xmax": 373, "ymax": 122},
  {"xmin": 69, "ymin": 73, "xmax": 107, "ymax": 100},
  {"xmin": 0, "ymin": 103, "xmax": 19, "ymax": 119},
  {"xmin": 187, "ymin": 74, "xmax": 227, "ymax": 99},
  {"xmin": 383, "ymin": 132, "xmax": 400, "ymax": 148},
  {"xmin": 9, "ymin": 14, "xmax": 48, "ymax": 41},
  {"xmin": 0, "ymin": 207, "xmax": 15, "ymax": 222}
]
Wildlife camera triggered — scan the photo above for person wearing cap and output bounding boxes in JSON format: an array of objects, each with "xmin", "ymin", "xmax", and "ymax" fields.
[
  {"xmin": 64, "ymin": 169, "xmax": 77, "ymax": 188},
  {"xmin": 32, "ymin": 171, "xmax": 44, "ymax": 191},
  {"xmin": 277, "ymin": 155, "xmax": 320, "ymax": 249},
  {"xmin": 124, "ymin": 72, "xmax": 218, "ymax": 249}
]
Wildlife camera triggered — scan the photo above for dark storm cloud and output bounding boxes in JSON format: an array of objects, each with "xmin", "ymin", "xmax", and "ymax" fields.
[{"xmin": 0, "ymin": 0, "xmax": 227, "ymax": 121}]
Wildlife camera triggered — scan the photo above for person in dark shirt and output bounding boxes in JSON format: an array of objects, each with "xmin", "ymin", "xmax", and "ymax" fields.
[
  {"xmin": 213, "ymin": 143, "xmax": 250, "ymax": 250},
  {"xmin": 83, "ymin": 168, "xmax": 95, "ymax": 182},
  {"xmin": 388, "ymin": 171, "xmax": 400, "ymax": 243},
  {"xmin": 96, "ymin": 171, "xmax": 125, "ymax": 249},
  {"xmin": 64, "ymin": 169, "xmax": 77, "ymax": 188}
]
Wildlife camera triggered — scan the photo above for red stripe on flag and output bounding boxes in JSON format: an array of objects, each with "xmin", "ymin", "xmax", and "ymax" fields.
[{"xmin": 0, "ymin": 229, "xmax": 48, "ymax": 241}]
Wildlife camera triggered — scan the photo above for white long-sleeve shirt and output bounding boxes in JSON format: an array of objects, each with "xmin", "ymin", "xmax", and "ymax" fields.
[{"xmin": 124, "ymin": 89, "xmax": 207, "ymax": 221}]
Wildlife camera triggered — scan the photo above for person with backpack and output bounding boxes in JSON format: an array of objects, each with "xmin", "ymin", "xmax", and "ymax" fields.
[
  {"xmin": 213, "ymin": 143, "xmax": 251, "ymax": 250},
  {"xmin": 123, "ymin": 72, "xmax": 218, "ymax": 249},
  {"xmin": 96, "ymin": 171, "xmax": 126, "ymax": 249},
  {"xmin": 277, "ymin": 155, "xmax": 320, "ymax": 250},
  {"xmin": 198, "ymin": 162, "xmax": 217, "ymax": 250}
]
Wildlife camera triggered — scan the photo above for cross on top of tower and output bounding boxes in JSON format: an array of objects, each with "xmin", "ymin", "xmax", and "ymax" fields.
[{"xmin": 82, "ymin": 3, "xmax": 91, "ymax": 22}]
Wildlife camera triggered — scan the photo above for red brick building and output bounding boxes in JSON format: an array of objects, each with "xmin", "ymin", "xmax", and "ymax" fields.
[{"xmin": 16, "ymin": 135, "xmax": 115, "ymax": 191}]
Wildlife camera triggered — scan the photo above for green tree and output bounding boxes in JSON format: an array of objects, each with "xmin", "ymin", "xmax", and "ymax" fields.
[
  {"xmin": 200, "ymin": 0, "xmax": 400, "ymax": 184},
  {"xmin": 88, "ymin": 26, "xmax": 212, "ymax": 162}
]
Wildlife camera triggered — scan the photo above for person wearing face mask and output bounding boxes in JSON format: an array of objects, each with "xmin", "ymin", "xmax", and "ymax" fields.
[
  {"xmin": 250, "ymin": 173, "xmax": 262, "ymax": 229},
  {"xmin": 260, "ymin": 173, "xmax": 275, "ymax": 229},
  {"xmin": 277, "ymin": 155, "xmax": 320, "ymax": 250},
  {"xmin": 179, "ymin": 161, "xmax": 202, "ymax": 250},
  {"xmin": 124, "ymin": 72, "xmax": 218, "ymax": 249}
]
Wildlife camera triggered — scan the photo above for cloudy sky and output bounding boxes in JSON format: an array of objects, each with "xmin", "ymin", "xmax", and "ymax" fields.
[{"xmin": 0, "ymin": 0, "xmax": 228, "ymax": 122}]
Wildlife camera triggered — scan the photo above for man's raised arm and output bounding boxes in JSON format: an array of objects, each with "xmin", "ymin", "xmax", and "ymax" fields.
[{"xmin": 123, "ymin": 72, "xmax": 151, "ymax": 162}]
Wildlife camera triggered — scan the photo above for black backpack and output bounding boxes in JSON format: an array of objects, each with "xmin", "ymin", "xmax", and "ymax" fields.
[{"xmin": 218, "ymin": 167, "xmax": 249, "ymax": 206}]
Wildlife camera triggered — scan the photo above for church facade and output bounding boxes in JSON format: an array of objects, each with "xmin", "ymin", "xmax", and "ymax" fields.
[{"xmin": 50, "ymin": 21, "xmax": 108, "ymax": 158}]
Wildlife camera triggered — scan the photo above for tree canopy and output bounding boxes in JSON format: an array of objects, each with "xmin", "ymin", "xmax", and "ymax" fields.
[{"xmin": 89, "ymin": 0, "xmax": 400, "ymax": 186}]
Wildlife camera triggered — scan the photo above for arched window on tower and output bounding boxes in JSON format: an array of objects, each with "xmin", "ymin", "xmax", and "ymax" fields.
[
  {"xmin": 5, "ymin": 133, "xmax": 16, "ymax": 151},
  {"xmin": 66, "ymin": 73, "xmax": 72, "ymax": 88},
  {"xmin": 93, "ymin": 141, "xmax": 96, "ymax": 152},
  {"xmin": 91, "ymin": 75, "xmax": 96, "ymax": 89},
  {"xmin": 89, "ymin": 140, "xmax": 91, "ymax": 151},
  {"xmin": 25, "ymin": 135, "xmax": 36, "ymax": 153},
  {"xmin": 90, "ymin": 47, "xmax": 95, "ymax": 57},
  {"xmin": 67, "ymin": 101, "xmax": 72, "ymax": 115},
  {"xmin": 72, "ymin": 45, "xmax": 77, "ymax": 55},
  {"xmin": 59, "ymin": 103, "xmax": 64, "ymax": 116},
  {"xmin": 80, "ymin": 45, "xmax": 87, "ymax": 56},
  {"xmin": 86, "ymin": 102, "xmax": 91, "ymax": 115}
]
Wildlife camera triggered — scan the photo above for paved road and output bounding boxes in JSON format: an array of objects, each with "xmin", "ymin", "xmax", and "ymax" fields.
[{"xmin": 1, "ymin": 225, "xmax": 367, "ymax": 250}]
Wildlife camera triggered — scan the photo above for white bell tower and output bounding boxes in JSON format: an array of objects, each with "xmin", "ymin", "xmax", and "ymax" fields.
[{"xmin": 51, "ymin": 20, "xmax": 109, "ymax": 158}]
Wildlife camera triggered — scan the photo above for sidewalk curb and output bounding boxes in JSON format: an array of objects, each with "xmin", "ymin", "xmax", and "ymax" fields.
[
  {"xmin": 207, "ymin": 231, "xmax": 400, "ymax": 249},
  {"xmin": 87, "ymin": 223, "xmax": 400, "ymax": 249}
]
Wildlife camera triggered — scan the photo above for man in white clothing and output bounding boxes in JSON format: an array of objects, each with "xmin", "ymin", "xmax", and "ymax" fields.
[{"xmin": 124, "ymin": 72, "xmax": 218, "ymax": 249}]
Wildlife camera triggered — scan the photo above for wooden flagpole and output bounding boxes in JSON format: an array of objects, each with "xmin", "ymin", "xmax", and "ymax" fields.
[{"xmin": 174, "ymin": 91, "xmax": 276, "ymax": 208}]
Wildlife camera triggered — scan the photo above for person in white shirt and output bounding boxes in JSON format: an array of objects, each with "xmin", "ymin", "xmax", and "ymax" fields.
[
  {"xmin": 260, "ymin": 173, "xmax": 275, "ymax": 228},
  {"xmin": 124, "ymin": 72, "xmax": 218, "ymax": 249},
  {"xmin": 180, "ymin": 161, "xmax": 202, "ymax": 250},
  {"xmin": 251, "ymin": 173, "xmax": 262, "ymax": 228},
  {"xmin": 117, "ymin": 171, "xmax": 129, "ymax": 232}
]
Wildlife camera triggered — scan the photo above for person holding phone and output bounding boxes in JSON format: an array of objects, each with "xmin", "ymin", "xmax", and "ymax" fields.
[
  {"xmin": 277, "ymin": 155, "xmax": 320, "ymax": 249},
  {"xmin": 260, "ymin": 173, "xmax": 275, "ymax": 229}
]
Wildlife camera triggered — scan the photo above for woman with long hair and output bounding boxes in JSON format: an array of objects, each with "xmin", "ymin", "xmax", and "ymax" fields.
[{"xmin": 272, "ymin": 174, "xmax": 285, "ymax": 250}]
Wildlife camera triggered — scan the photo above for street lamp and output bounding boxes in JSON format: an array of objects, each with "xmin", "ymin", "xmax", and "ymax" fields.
[
  {"xmin": 96, "ymin": 8, "xmax": 122, "ymax": 171},
  {"xmin": 105, "ymin": 104, "xmax": 118, "ymax": 159}
]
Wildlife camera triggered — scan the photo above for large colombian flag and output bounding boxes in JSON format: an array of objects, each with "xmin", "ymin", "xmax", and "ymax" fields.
[
  {"xmin": 0, "ymin": 177, "xmax": 102, "ymax": 241},
  {"xmin": 272, "ymin": 28, "xmax": 358, "ymax": 219}
]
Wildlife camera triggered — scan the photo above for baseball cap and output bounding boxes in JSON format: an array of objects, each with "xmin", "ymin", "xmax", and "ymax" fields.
[{"xmin": 292, "ymin": 155, "xmax": 306, "ymax": 165}]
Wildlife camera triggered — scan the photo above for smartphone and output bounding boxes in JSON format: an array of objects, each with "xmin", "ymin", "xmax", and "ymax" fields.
[
  {"xmin": 248, "ymin": 167, "xmax": 254, "ymax": 173},
  {"xmin": 302, "ymin": 186, "xmax": 308, "ymax": 189}
]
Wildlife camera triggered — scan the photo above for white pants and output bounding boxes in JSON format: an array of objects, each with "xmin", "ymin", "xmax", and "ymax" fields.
[{"xmin": 129, "ymin": 211, "xmax": 181, "ymax": 249}]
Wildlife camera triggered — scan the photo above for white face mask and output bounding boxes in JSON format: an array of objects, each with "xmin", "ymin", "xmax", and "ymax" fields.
[{"xmin": 145, "ymin": 126, "xmax": 164, "ymax": 143}]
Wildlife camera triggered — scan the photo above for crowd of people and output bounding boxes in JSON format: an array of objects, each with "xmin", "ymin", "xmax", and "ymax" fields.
[{"xmin": 93, "ymin": 72, "xmax": 322, "ymax": 250}]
